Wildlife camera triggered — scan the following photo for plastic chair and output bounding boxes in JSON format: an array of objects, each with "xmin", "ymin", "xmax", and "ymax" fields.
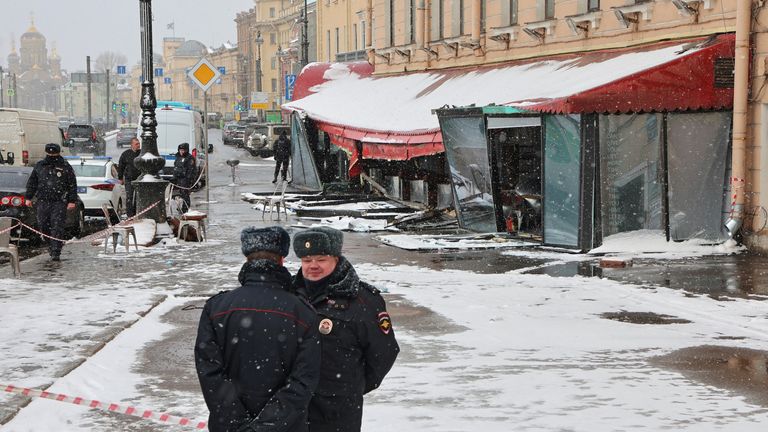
[
  {"xmin": 101, "ymin": 204, "xmax": 138, "ymax": 253},
  {"xmin": 261, "ymin": 180, "xmax": 289, "ymax": 221},
  {"xmin": 0, "ymin": 217, "xmax": 20, "ymax": 277}
]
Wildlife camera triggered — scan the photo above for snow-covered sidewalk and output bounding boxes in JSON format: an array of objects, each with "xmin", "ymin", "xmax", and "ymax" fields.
[{"xmin": 1, "ymin": 238, "xmax": 767, "ymax": 431}]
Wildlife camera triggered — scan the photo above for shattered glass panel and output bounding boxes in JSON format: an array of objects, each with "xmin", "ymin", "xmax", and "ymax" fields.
[
  {"xmin": 439, "ymin": 115, "xmax": 497, "ymax": 232},
  {"xmin": 667, "ymin": 112, "xmax": 730, "ymax": 241},
  {"xmin": 599, "ymin": 113, "xmax": 663, "ymax": 237},
  {"xmin": 290, "ymin": 113, "xmax": 322, "ymax": 190},
  {"xmin": 544, "ymin": 115, "xmax": 581, "ymax": 247}
]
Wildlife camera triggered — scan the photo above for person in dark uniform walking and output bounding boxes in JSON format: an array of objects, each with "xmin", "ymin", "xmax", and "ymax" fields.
[
  {"xmin": 172, "ymin": 142, "xmax": 196, "ymax": 210},
  {"xmin": 273, "ymin": 131, "xmax": 291, "ymax": 183},
  {"xmin": 292, "ymin": 227, "xmax": 399, "ymax": 432},
  {"xmin": 195, "ymin": 226, "xmax": 320, "ymax": 432},
  {"xmin": 117, "ymin": 137, "xmax": 141, "ymax": 217},
  {"xmin": 25, "ymin": 143, "xmax": 78, "ymax": 261}
]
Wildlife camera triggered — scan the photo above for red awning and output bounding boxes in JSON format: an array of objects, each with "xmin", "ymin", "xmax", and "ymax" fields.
[{"xmin": 286, "ymin": 34, "xmax": 735, "ymax": 167}]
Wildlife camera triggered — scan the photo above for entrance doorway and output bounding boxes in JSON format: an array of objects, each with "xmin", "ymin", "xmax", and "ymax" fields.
[{"xmin": 489, "ymin": 122, "xmax": 542, "ymax": 239}]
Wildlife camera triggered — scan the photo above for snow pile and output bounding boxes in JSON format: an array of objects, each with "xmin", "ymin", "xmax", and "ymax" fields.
[
  {"xmin": 377, "ymin": 233, "xmax": 535, "ymax": 251},
  {"xmin": 589, "ymin": 229, "xmax": 746, "ymax": 259},
  {"xmin": 295, "ymin": 216, "xmax": 392, "ymax": 232}
]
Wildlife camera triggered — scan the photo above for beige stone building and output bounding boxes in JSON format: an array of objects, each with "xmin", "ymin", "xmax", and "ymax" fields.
[
  {"xmin": 236, "ymin": 0, "xmax": 317, "ymax": 120},
  {"xmin": 128, "ymin": 38, "xmax": 239, "ymax": 121}
]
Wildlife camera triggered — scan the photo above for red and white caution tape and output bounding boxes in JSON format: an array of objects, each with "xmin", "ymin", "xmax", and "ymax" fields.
[
  {"xmin": 2, "ymin": 384, "xmax": 207, "ymax": 429},
  {"xmin": 4, "ymin": 199, "xmax": 164, "ymax": 245},
  {"xmin": 0, "ymin": 222, "xmax": 20, "ymax": 236}
]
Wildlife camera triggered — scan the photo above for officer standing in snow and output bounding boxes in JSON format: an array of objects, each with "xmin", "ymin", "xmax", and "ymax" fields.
[
  {"xmin": 272, "ymin": 130, "xmax": 291, "ymax": 183},
  {"xmin": 117, "ymin": 137, "xmax": 141, "ymax": 217},
  {"xmin": 292, "ymin": 226, "xmax": 399, "ymax": 432},
  {"xmin": 172, "ymin": 142, "xmax": 196, "ymax": 210},
  {"xmin": 25, "ymin": 143, "xmax": 78, "ymax": 262},
  {"xmin": 195, "ymin": 226, "xmax": 320, "ymax": 432}
]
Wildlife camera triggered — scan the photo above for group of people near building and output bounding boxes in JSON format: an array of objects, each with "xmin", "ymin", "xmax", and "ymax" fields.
[
  {"xmin": 195, "ymin": 225, "xmax": 399, "ymax": 432},
  {"xmin": 23, "ymin": 138, "xmax": 199, "ymax": 261}
]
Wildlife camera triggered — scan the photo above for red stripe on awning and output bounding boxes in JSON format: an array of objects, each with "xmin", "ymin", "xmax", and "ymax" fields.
[{"xmin": 526, "ymin": 34, "xmax": 735, "ymax": 114}]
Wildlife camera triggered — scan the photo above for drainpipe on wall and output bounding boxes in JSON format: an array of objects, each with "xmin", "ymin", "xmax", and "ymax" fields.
[
  {"xmin": 366, "ymin": 0, "xmax": 374, "ymax": 64},
  {"xmin": 416, "ymin": 0, "xmax": 426, "ymax": 49},
  {"xmin": 423, "ymin": 0, "xmax": 431, "ymax": 48},
  {"xmin": 471, "ymin": 0, "xmax": 481, "ymax": 44},
  {"xmin": 725, "ymin": 0, "xmax": 751, "ymax": 238}
]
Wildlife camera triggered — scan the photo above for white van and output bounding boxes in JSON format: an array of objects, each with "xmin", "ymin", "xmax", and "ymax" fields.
[
  {"xmin": 0, "ymin": 108, "xmax": 66, "ymax": 166},
  {"xmin": 151, "ymin": 106, "xmax": 206, "ymax": 181}
]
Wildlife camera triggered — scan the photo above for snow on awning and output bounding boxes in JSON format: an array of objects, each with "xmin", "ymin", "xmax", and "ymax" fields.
[{"xmin": 285, "ymin": 33, "xmax": 734, "ymax": 161}]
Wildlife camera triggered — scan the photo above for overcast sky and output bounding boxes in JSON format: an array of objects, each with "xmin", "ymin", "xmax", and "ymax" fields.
[{"xmin": 0, "ymin": 0, "xmax": 255, "ymax": 72}]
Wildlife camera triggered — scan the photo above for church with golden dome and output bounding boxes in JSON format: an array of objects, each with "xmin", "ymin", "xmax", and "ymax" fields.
[{"xmin": 5, "ymin": 16, "xmax": 64, "ymax": 111}]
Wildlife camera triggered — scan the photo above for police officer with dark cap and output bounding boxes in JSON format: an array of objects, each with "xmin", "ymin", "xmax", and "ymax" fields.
[
  {"xmin": 195, "ymin": 226, "xmax": 320, "ymax": 432},
  {"xmin": 292, "ymin": 226, "xmax": 399, "ymax": 432},
  {"xmin": 25, "ymin": 143, "xmax": 78, "ymax": 261},
  {"xmin": 172, "ymin": 142, "xmax": 196, "ymax": 210}
]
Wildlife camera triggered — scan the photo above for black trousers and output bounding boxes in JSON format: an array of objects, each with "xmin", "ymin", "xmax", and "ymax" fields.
[
  {"xmin": 36, "ymin": 201, "xmax": 67, "ymax": 257},
  {"xmin": 274, "ymin": 159, "xmax": 289, "ymax": 181},
  {"xmin": 125, "ymin": 180, "xmax": 137, "ymax": 217}
]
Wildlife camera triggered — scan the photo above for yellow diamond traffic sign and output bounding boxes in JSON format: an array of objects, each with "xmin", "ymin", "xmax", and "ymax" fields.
[{"xmin": 188, "ymin": 57, "xmax": 221, "ymax": 92}]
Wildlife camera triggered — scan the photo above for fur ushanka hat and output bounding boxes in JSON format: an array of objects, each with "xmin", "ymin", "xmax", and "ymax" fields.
[
  {"xmin": 240, "ymin": 226, "xmax": 291, "ymax": 257},
  {"xmin": 293, "ymin": 227, "xmax": 344, "ymax": 258}
]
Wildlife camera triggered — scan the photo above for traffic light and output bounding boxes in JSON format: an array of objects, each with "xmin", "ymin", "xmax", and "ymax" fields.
[
  {"xmin": 112, "ymin": 101, "xmax": 117, "ymax": 111},
  {"xmin": 121, "ymin": 103, "xmax": 127, "ymax": 113}
]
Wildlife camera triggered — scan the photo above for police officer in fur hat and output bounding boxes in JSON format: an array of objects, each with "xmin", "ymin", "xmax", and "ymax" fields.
[
  {"xmin": 292, "ymin": 227, "xmax": 399, "ymax": 432},
  {"xmin": 195, "ymin": 226, "xmax": 320, "ymax": 432},
  {"xmin": 25, "ymin": 143, "xmax": 78, "ymax": 261},
  {"xmin": 172, "ymin": 142, "xmax": 196, "ymax": 210}
]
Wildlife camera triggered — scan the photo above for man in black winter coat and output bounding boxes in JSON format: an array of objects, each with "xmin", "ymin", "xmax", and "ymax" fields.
[
  {"xmin": 117, "ymin": 137, "xmax": 141, "ymax": 217},
  {"xmin": 273, "ymin": 131, "xmax": 291, "ymax": 183},
  {"xmin": 292, "ymin": 227, "xmax": 399, "ymax": 432},
  {"xmin": 196, "ymin": 226, "xmax": 320, "ymax": 432},
  {"xmin": 25, "ymin": 143, "xmax": 78, "ymax": 261},
  {"xmin": 173, "ymin": 142, "xmax": 196, "ymax": 210}
]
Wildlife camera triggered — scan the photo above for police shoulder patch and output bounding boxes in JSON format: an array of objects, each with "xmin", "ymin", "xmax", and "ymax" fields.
[{"xmin": 377, "ymin": 311, "xmax": 392, "ymax": 335}]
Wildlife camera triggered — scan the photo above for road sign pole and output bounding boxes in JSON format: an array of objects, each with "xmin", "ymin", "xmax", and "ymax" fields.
[{"xmin": 204, "ymin": 89, "xmax": 210, "ymax": 206}]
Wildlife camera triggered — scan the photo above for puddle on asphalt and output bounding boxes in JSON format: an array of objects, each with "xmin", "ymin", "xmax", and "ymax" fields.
[
  {"xmin": 600, "ymin": 311, "xmax": 692, "ymax": 325},
  {"xmin": 385, "ymin": 294, "xmax": 467, "ymax": 335},
  {"xmin": 651, "ymin": 345, "xmax": 768, "ymax": 408}
]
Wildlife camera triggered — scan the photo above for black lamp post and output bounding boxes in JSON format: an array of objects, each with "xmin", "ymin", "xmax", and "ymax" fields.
[
  {"xmin": 255, "ymin": 30, "xmax": 264, "ymax": 121},
  {"xmin": 133, "ymin": 0, "xmax": 168, "ymax": 224}
]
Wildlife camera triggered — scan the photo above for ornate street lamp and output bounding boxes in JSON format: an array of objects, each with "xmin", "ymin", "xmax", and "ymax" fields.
[
  {"xmin": 133, "ymin": 0, "xmax": 168, "ymax": 224},
  {"xmin": 256, "ymin": 31, "xmax": 264, "ymax": 93}
]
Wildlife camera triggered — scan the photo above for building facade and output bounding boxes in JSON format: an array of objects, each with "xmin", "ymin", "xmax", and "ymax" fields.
[{"xmin": 236, "ymin": 0, "xmax": 317, "ymax": 120}]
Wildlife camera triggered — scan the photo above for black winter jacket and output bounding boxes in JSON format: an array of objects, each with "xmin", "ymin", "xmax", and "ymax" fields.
[
  {"xmin": 25, "ymin": 155, "xmax": 78, "ymax": 203},
  {"xmin": 293, "ymin": 257, "xmax": 399, "ymax": 431},
  {"xmin": 117, "ymin": 148, "xmax": 141, "ymax": 182},
  {"xmin": 173, "ymin": 152, "xmax": 196, "ymax": 187},
  {"xmin": 274, "ymin": 136, "xmax": 291, "ymax": 162},
  {"xmin": 196, "ymin": 260, "xmax": 320, "ymax": 432}
]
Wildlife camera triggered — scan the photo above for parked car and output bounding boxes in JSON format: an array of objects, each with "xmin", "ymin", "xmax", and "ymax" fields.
[
  {"xmin": 0, "ymin": 108, "xmax": 67, "ymax": 167},
  {"xmin": 116, "ymin": 124, "xmax": 139, "ymax": 148},
  {"xmin": 246, "ymin": 123, "xmax": 290, "ymax": 157},
  {"xmin": 0, "ymin": 166, "xmax": 85, "ymax": 242},
  {"xmin": 65, "ymin": 156, "xmax": 126, "ymax": 223},
  {"xmin": 231, "ymin": 125, "xmax": 249, "ymax": 148},
  {"xmin": 222, "ymin": 123, "xmax": 239, "ymax": 145},
  {"xmin": 64, "ymin": 124, "xmax": 106, "ymax": 156}
]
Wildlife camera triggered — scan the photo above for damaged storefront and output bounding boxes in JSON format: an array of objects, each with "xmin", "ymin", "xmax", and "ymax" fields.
[{"xmin": 285, "ymin": 34, "xmax": 735, "ymax": 251}]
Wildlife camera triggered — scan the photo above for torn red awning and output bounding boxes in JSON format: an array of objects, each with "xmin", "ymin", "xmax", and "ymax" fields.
[{"xmin": 287, "ymin": 34, "xmax": 735, "ymax": 165}]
